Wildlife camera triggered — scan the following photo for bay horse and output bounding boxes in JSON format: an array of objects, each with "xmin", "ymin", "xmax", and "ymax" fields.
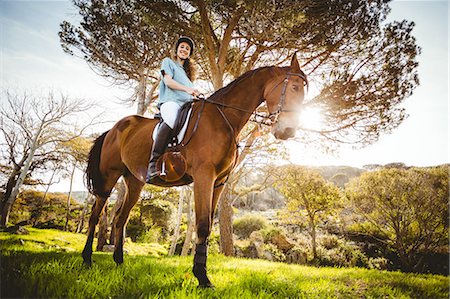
[{"xmin": 82, "ymin": 54, "xmax": 307, "ymax": 288}]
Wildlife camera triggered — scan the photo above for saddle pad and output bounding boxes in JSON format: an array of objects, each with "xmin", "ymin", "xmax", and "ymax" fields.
[{"xmin": 152, "ymin": 107, "xmax": 193, "ymax": 145}]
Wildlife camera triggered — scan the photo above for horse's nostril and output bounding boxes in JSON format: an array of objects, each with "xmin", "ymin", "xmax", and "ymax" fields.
[{"xmin": 286, "ymin": 127, "xmax": 295, "ymax": 137}]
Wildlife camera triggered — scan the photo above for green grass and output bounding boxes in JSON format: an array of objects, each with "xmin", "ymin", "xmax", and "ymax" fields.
[{"xmin": 1, "ymin": 228, "xmax": 448, "ymax": 298}]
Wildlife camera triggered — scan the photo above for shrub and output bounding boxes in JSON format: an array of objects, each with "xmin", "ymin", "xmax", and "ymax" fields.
[
  {"xmin": 233, "ymin": 214, "xmax": 268, "ymax": 239},
  {"xmin": 262, "ymin": 243, "xmax": 286, "ymax": 262},
  {"xmin": 319, "ymin": 234, "xmax": 341, "ymax": 250},
  {"xmin": 136, "ymin": 225, "xmax": 161, "ymax": 243},
  {"xmin": 9, "ymin": 190, "xmax": 82, "ymax": 231},
  {"xmin": 315, "ymin": 242, "xmax": 369, "ymax": 268},
  {"xmin": 140, "ymin": 199, "xmax": 175, "ymax": 240},
  {"xmin": 260, "ymin": 226, "xmax": 284, "ymax": 243},
  {"xmin": 368, "ymin": 257, "xmax": 389, "ymax": 270},
  {"xmin": 285, "ymin": 246, "xmax": 309, "ymax": 264},
  {"xmin": 127, "ymin": 215, "xmax": 148, "ymax": 242}
]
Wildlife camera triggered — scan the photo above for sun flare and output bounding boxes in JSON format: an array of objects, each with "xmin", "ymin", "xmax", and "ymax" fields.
[{"xmin": 298, "ymin": 107, "xmax": 324, "ymax": 130}]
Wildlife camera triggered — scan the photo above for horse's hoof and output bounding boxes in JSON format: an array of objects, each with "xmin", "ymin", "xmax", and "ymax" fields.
[
  {"xmin": 113, "ymin": 251, "xmax": 124, "ymax": 265},
  {"xmin": 82, "ymin": 252, "xmax": 92, "ymax": 267},
  {"xmin": 193, "ymin": 264, "xmax": 213, "ymax": 289},
  {"xmin": 198, "ymin": 283, "xmax": 215, "ymax": 289},
  {"xmin": 82, "ymin": 257, "xmax": 92, "ymax": 268}
]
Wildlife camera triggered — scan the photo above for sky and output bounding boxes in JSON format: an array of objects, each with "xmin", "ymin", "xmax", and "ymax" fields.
[{"xmin": 0, "ymin": 0, "xmax": 449, "ymax": 192}]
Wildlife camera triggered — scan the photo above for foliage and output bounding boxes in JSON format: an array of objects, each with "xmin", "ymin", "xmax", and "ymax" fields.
[
  {"xmin": 0, "ymin": 90, "xmax": 96, "ymax": 227},
  {"xmin": 315, "ymin": 243, "xmax": 369, "ymax": 268},
  {"xmin": 126, "ymin": 200, "xmax": 175, "ymax": 243},
  {"xmin": 61, "ymin": 1, "xmax": 420, "ymax": 147},
  {"xmin": 59, "ymin": 0, "xmax": 171, "ymax": 112},
  {"xmin": 260, "ymin": 226, "xmax": 285, "ymax": 243},
  {"xmin": 59, "ymin": 136, "xmax": 92, "ymax": 166},
  {"xmin": 8, "ymin": 190, "xmax": 82, "ymax": 231},
  {"xmin": 262, "ymin": 243, "xmax": 286, "ymax": 262},
  {"xmin": 1, "ymin": 228, "xmax": 449, "ymax": 298},
  {"xmin": 124, "ymin": 185, "xmax": 179, "ymax": 243},
  {"xmin": 136, "ymin": 225, "xmax": 161, "ymax": 244},
  {"xmin": 141, "ymin": 184, "xmax": 180, "ymax": 206},
  {"xmin": 276, "ymin": 165, "xmax": 342, "ymax": 258},
  {"xmin": 345, "ymin": 166, "xmax": 449, "ymax": 272},
  {"xmin": 233, "ymin": 214, "xmax": 268, "ymax": 239}
]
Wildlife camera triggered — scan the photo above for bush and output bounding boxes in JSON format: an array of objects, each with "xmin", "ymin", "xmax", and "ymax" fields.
[
  {"xmin": 140, "ymin": 199, "xmax": 175, "ymax": 240},
  {"xmin": 368, "ymin": 257, "xmax": 389, "ymax": 270},
  {"xmin": 9, "ymin": 190, "xmax": 82, "ymax": 231},
  {"xmin": 136, "ymin": 225, "xmax": 161, "ymax": 243},
  {"xmin": 319, "ymin": 234, "xmax": 341, "ymax": 250},
  {"xmin": 315, "ymin": 242, "xmax": 369, "ymax": 268},
  {"xmin": 262, "ymin": 243, "xmax": 286, "ymax": 262},
  {"xmin": 259, "ymin": 226, "xmax": 284, "ymax": 243},
  {"xmin": 285, "ymin": 246, "xmax": 309, "ymax": 264},
  {"xmin": 233, "ymin": 214, "xmax": 268, "ymax": 239}
]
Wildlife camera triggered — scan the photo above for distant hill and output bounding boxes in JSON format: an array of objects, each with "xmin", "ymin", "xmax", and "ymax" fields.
[{"xmin": 308, "ymin": 165, "xmax": 365, "ymax": 188}]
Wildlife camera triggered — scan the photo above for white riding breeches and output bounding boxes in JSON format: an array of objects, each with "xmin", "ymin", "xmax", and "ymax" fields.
[{"xmin": 160, "ymin": 102, "xmax": 181, "ymax": 129}]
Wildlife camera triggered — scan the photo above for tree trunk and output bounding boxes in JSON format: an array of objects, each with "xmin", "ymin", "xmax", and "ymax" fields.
[
  {"xmin": 136, "ymin": 73, "xmax": 148, "ymax": 115},
  {"xmin": 64, "ymin": 163, "xmax": 76, "ymax": 231},
  {"xmin": 169, "ymin": 187, "xmax": 185, "ymax": 256},
  {"xmin": 41, "ymin": 167, "xmax": 57, "ymax": 202},
  {"xmin": 96, "ymin": 200, "xmax": 109, "ymax": 251},
  {"xmin": 310, "ymin": 218, "xmax": 317, "ymax": 260},
  {"xmin": 219, "ymin": 184, "xmax": 235, "ymax": 256},
  {"xmin": 1, "ymin": 164, "xmax": 22, "ymax": 214},
  {"xmin": 109, "ymin": 179, "xmax": 126, "ymax": 245},
  {"xmin": 181, "ymin": 187, "xmax": 195, "ymax": 256},
  {"xmin": 1, "ymin": 126, "xmax": 42, "ymax": 227},
  {"xmin": 76, "ymin": 193, "xmax": 93, "ymax": 233}
]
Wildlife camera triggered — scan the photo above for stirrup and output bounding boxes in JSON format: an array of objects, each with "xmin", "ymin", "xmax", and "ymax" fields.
[{"xmin": 146, "ymin": 163, "xmax": 159, "ymax": 183}]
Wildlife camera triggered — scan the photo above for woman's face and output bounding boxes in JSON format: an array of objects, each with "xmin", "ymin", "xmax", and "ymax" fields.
[{"xmin": 176, "ymin": 42, "xmax": 191, "ymax": 60}]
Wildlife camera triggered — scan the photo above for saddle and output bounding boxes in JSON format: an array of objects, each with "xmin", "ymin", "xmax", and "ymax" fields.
[
  {"xmin": 152, "ymin": 101, "xmax": 193, "ymax": 182},
  {"xmin": 153, "ymin": 101, "xmax": 193, "ymax": 149}
]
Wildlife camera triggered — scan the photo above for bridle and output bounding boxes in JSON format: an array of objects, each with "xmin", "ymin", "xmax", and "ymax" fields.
[
  {"xmin": 197, "ymin": 70, "xmax": 308, "ymax": 126},
  {"xmin": 265, "ymin": 71, "xmax": 308, "ymax": 124},
  {"xmin": 184, "ymin": 70, "xmax": 308, "ymax": 148}
]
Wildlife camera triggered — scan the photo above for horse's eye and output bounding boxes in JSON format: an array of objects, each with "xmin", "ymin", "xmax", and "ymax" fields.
[{"xmin": 292, "ymin": 85, "xmax": 299, "ymax": 92}]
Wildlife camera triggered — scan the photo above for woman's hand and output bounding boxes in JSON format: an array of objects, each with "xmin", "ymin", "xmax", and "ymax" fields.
[
  {"xmin": 163, "ymin": 74, "xmax": 200, "ymax": 97},
  {"xmin": 186, "ymin": 87, "xmax": 200, "ymax": 97}
]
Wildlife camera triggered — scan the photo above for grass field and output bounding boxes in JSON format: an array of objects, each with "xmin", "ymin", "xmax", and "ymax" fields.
[{"xmin": 1, "ymin": 228, "xmax": 448, "ymax": 298}]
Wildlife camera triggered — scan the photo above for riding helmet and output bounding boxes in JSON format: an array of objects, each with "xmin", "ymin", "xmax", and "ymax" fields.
[{"xmin": 175, "ymin": 36, "xmax": 195, "ymax": 55}]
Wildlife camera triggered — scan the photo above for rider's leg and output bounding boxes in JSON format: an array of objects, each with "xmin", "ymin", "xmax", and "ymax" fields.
[{"xmin": 146, "ymin": 102, "xmax": 180, "ymax": 182}]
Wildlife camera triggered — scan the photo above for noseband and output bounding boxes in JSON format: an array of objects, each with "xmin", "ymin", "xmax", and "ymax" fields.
[{"xmin": 265, "ymin": 71, "xmax": 308, "ymax": 124}]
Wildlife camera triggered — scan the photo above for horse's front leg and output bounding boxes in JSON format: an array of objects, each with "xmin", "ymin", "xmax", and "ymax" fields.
[{"xmin": 192, "ymin": 167, "xmax": 219, "ymax": 288}]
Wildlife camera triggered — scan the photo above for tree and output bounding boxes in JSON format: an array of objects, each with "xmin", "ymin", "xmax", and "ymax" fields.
[
  {"xmin": 61, "ymin": 0, "xmax": 420, "ymax": 254},
  {"xmin": 0, "ymin": 90, "xmax": 95, "ymax": 227},
  {"xmin": 59, "ymin": 0, "xmax": 169, "ymax": 115},
  {"xmin": 61, "ymin": 0, "xmax": 419, "ymax": 144},
  {"xmin": 218, "ymin": 126, "xmax": 288, "ymax": 255},
  {"xmin": 276, "ymin": 166, "xmax": 341, "ymax": 259},
  {"xmin": 59, "ymin": 136, "xmax": 92, "ymax": 231},
  {"xmin": 346, "ymin": 166, "xmax": 449, "ymax": 272}
]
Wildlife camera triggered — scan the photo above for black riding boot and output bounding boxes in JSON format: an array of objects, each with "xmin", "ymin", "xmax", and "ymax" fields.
[{"xmin": 146, "ymin": 122, "xmax": 173, "ymax": 183}]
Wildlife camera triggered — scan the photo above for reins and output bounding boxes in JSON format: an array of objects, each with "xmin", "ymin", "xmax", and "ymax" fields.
[{"xmin": 180, "ymin": 70, "xmax": 308, "ymax": 149}]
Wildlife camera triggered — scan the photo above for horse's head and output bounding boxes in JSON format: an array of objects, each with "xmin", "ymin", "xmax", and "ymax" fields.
[{"xmin": 263, "ymin": 54, "xmax": 307, "ymax": 140}]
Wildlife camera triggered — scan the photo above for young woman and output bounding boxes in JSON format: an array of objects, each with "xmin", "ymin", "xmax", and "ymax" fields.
[{"xmin": 146, "ymin": 36, "xmax": 200, "ymax": 182}]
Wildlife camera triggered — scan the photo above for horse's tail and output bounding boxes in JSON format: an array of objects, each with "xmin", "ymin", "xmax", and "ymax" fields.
[{"xmin": 85, "ymin": 130, "xmax": 109, "ymax": 197}]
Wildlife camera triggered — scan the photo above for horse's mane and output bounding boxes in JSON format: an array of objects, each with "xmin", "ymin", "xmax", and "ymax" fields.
[{"xmin": 207, "ymin": 66, "xmax": 289, "ymax": 103}]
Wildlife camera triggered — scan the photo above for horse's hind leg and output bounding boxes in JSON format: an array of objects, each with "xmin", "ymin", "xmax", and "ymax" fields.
[
  {"xmin": 82, "ymin": 172, "xmax": 121, "ymax": 266},
  {"xmin": 113, "ymin": 174, "xmax": 144, "ymax": 265},
  {"xmin": 82, "ymin": 195, "xmax": 108, "ymax": 266}
]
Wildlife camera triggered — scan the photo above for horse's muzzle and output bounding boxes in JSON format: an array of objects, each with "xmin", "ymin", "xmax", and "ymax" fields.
[{"xmin": 272, "ymin": 126, "xmax": 296, "ymax": 140}]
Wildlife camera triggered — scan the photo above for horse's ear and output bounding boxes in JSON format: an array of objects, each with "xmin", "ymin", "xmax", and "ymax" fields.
[{"xmin": 290, "ymin": 52, "xmax": 301, "ymax": 72}]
